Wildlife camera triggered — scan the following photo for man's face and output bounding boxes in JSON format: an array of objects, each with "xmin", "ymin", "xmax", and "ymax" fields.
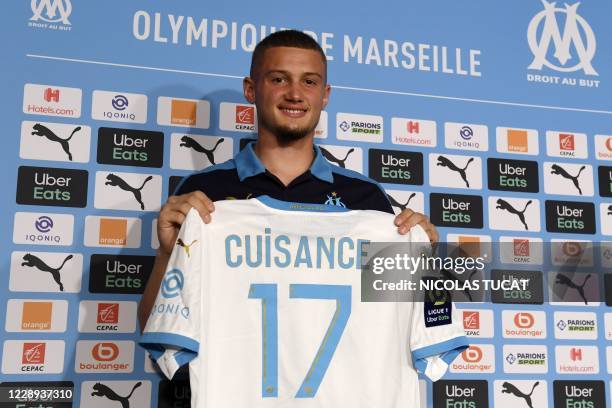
[{"xmin": 244, "ymin": 46, "xmax": 330, "ymax": 143}]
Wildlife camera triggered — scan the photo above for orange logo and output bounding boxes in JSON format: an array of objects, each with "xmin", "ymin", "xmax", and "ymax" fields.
[
  {"xmin": 514, "ymin": 312, "xmax": 534, "ymax": 328},
  {"xmin": 97, "ymin": 303, "xmax": 119, "ymax": 324},
  {"xmin": 559, "ymin": 134, "xmax": 575, "ymax": 151},
  {"xmin": 99, "ymin": 218, "xmax": 127, "ymax": 245},
  {"xmin": 171, "ymin": 99, "xmax": 197, "ymax": 126},
  {"xmin": 463, "ymin": 311, "xmax": 480, "ymax": 330},
  {"xmin": 458, "ymin": 235, "xmax": 480, "ymax": 257},
  {"xmin": 462, "ymin": 346, "xmax": 483, "ymax": 363},
  {"xmin": 507, "ymin": 129, "xmax": 528, "ymax": 152},
  {"xmin": 21, "ymin": 301, "xmax": 52, "ymax": 330},
  {"xmin": 513, "ymin": 239, "xmax": 530, "ymax": 256},
  {"xmin": 92, "ymin": 342, "xmax": 119, "ymax": 361},
  {"xmin": 235, "ymin": 105, "xmax": 254, "ymax": 124},
  {"xmin": 22, "ymin": 342, "xmax": 46, "ymax": 364}
]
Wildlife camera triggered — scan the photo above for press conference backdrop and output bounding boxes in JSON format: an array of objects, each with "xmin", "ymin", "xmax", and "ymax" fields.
[{"xmin": 1, "ymin": 1, "xmax": 612, "ymax": 407}]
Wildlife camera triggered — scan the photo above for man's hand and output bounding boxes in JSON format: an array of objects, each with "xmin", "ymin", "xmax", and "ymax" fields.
[
  {"xmin": 394, "ymin": 209, "xmax": 439, "ymax": 245},
  {"xmin": 158, "ymin": 191, "xmax": 214, "ymax": 256}
]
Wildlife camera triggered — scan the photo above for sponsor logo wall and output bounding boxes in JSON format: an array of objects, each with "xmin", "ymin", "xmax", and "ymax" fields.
[{"xmin": 2, "ymin": 0, "xmax": 611, "ymax": 406}]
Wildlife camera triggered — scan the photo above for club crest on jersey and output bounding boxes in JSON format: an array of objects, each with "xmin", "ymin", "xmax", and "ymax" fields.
[{"xmin": 324, "ymin": 192, "xmax": 346, "ymax": 207}]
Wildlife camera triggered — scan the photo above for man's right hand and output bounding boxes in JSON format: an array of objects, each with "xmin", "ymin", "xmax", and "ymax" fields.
[{"xmin": 157, "ymin": 191, "xmax": 215, "ymax": 256}]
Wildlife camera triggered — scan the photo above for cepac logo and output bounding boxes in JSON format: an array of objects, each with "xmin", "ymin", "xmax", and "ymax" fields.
[
  {"xmin": 527, "ymin": 1, "xmax": 597, "ymax": 76},
  {"xmin": 553, "ymin": 381, "xmax": 605, "ymax": 408},
  {"xmin": 487, "ymin": 158, "xmax": 539, "ymax": 193},
  {"xmin": 444, "ymin": 122, "xmax": 488, "ymax": 152},
  {"xmin": 97, "ymin": 303, "xmax": 119, "ymax": 324},
  {"xmin": 494, "ymin": 380, "xmax": 548, "ymax": 408},
  {"xmin": 430, "ymin": 193, "xmax": 483, "ymax": 228},
  {"xmin": 391, "ymin": 117, "xmax": 437, "ymax": 147},
  {"xmin": 21, "ymin": 301, "xmax": 52, "ymax": 330},
  {"xmin": 89, "ymin": 254, "xmax": 154, "ymax": 294},
  {"xmin": 545, "ymin": 200, "xmax": 595, "ymax": 234},
  {"xmin": 336, "ymin": 112, "xmax": 384, "ymax": 143},
  {"xmin": 514, "ymin": 239, "xmax": 530, "ymax": 256},
  {"xmin": 219, "ymin": 103, "xmax": 256, "ymax": 132},
  {"xmin": 78, "ymin": 301, "xmax": 137, "ymax": 333},
  {"xmin": 491, "ymin": 270, "xmax": 544, "ymax": 304},
  {"xmin": 429, "ymin": 153, "xmax": 482, "ymax": 189},
  {"xmin": 499, "ymin": 236, "xmax": 543, "ymax": 265},
  {"xmin": 368, "ymin": 149, "xmax": 423, "ymax": 185},
  {"xmin": 92, "ymin": 342, "xmax": 118, "ymax": 361},
  {"xmin": 16, "ymin": 166, "xmax": 88, "ymax": 207},
  {"xmin": 514, "ymin": 312, "xmax": 534, "ymax": 328},
  {"xmin": 496, "ymin": 127, "xmax": 540, "ymax": 155},
  {"xmin": 236, "ymin": 105, "xmax": 254, "ymax": 124},
  {"xmin": 463, "ymin": 311, "xmax": 480, "ymax": 330},
  {"xmin": 459, "ymin": 309, "xmax": 493, "ymax": 337},
  {"xmin": 99, "ymin": 218, "xmax": 127, "ymax": 246},
  {"xmin": 170, "ymin": 133, "xmax": 233, "ymax": 171},
  {"xmin": 546, "ymin": 131, "xmax": 588, "ymax": 159},
  {"xmin": 544, "ymin": 162, "xmax": 594, "ymax": 196},
  {"xmin": 30, "ymin": 0, "xmax": 72, "ymax": 25},
  {"xmin": 433, "ymin": 380, "xmax": 488, "ymax": 408},
  {"xmin": 97, "ymin": 127, "xmax": 164, "ymax": 168},
  {"xmin": 157, "ymin": 97, "xmax": 210, "ymax": 129},
  {"xmin": 559, "ymin": 134, "xmax": 575, "ymax": 151},
  {"xmin": 22, "ymin": 342, "xmax": 46, "ymax": 365},
  {"xmin": 23, "ymin": 84, "xmax": 81, "ymax": 118}
]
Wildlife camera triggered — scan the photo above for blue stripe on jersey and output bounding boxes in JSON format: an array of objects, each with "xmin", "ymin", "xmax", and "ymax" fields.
[
  {"xmin": 257, "ymin": 195, "xmax": 351, "ymax": 212},
  {"xmin": 139, "ymin": 332, "xmax": 200, "ymax": 355},
  {"xmin": 411, "ymin": 336, "xmax": 470, "ymax": 367}
]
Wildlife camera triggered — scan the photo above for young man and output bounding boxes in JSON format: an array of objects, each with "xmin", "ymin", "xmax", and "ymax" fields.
[{"xmin": 138, "ymin": 30, "xmax": 438, "ymax": 329}]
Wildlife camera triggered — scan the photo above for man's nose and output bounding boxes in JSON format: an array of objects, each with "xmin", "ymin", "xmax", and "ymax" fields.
[{"xmin": 284, "ymin": 81, "xmax": 303, "ymax": 101}]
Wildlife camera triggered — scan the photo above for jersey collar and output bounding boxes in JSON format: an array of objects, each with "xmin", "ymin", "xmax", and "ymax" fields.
[{"xmin": 235, "ymin": 141, "xmax": 334, "ymax": 183}]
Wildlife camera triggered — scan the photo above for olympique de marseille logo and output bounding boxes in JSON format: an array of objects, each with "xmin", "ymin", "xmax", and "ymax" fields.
[
  {"xmin": 30, "ymin": 0, "xmax": 72, "ymax": 25},
  {"xmin": 527, "ymin": 0, "xmax": 597, "ymax": 75}
]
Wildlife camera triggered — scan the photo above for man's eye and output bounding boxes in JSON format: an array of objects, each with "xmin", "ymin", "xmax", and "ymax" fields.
[
  {"xmin": 272, "ymin": 77, "xmax": 285, "ymax": 83},
  {"xmin": 305, "ymin": 79, "xmax": 317, "ymax": 86}
]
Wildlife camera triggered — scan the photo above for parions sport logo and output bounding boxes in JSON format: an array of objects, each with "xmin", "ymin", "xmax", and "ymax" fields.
[{"xmin": 526, "ymin": 1, "xmax": 600, "ymax": 88}]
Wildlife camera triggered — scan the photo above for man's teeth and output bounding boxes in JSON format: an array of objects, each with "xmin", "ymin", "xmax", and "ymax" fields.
[{"xmin": 282, "ymin": 108, "xmax": 304, "ymax": 113}]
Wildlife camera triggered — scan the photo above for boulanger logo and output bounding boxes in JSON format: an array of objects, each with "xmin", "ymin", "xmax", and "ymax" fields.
[
  {"xmin": 97, "ymin": 127, "xmax": 164, "ymax": 168},
  {"xmin": 219, "ymin": 102, "xmax": 256, "ymax": 132},
  {"xmin": 551, "ymin": 239, "xmax": 593, "ymax": 267},
  {"xmin": 89, "ymin": 254, "xmax": 154, "ymax": 294},
  {"xmin": 13, "ymin": 212, "xmax": 74, "ymax": 246},
  {"xmin": 29, "ymin": 0, "xmax": 72, "ymax": 30},
  {"xmin": 544, "ymin": 162, "xmax": 593, "ymax": 196},
  {"xmin": 449, "ymin": 345, "xmax": 494, "ymax": 373},
  {"xmin": 157, "ymin": 97, "xmax": 211, "ymax": 129},
  {"xmin": 94, "ymin": 171, "xmax": 162, "ymax": 211},
  {"xmin": 432, "ymin": 380, "xmax": 488, "ymax": 408},
  {"xmin": 78, "ymin": 301, "xmax": 137, "ymax": 333},
  {"xmin": 1, "ymin": 340, "xmax": 65, "ymax": 374},
  {"xmin": 595, "ymin": 135, "xmax": 612, "ymax": 160},
  {"xmin": 92, "ymin": 90, "xmax": 148, "ymax": 124},
  {"xmin": 170, "ymin": 134, "xmax": 233, "ymax": 170},
  {"xmin": 161, "ymin": 269, "xmax": 184, "ymax": 298},
  {"xmin": 553, "ymin": 381, "xmax": 605, "ymax": 408},
  {"xmin": 503, "ymin": 345, "xmax": 548, "ymax": 373},
  {"xmin": 494, "ymin": 380, "xmax": 548, "ymax": 408},
  {"xmin": 75, "ymin": 341, "xmax": 134, "ymax": 373},
  {"xmin": 16, "ymin": 166, "xmax": 88, "ymax": 207},
  {"xmin": 429, "ymin": 153, "xmax": 482, "ymax": 189},
  {"xmin": 336, "ymin": 112, "xmax": 383, "ymax": 143},
  {"xmin": 527, "ymin": 1, "xmax": 597, "ymax": 77},
  {"xmin": 20, "ymin": 121, "xmax": 91, "ymax": 163},
  {"xmin": 554, "ymin": 312, "xmax": 597, "ymax": 340},
  {"xmin": 502, "ymin": 310, "xmax": 546, "ymax": 338},
  {"xmin": 23, "ymin": 84, "xmax": 81, "ymax": 118}
]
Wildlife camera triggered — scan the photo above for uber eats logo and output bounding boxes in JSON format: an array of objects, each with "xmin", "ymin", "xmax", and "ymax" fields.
[
  {"xmin": 89, "ymin": 255, "xmax": 154, "ymax": 294},
  {"xmin": 368, "ymin": 149, "xmax": 423, "ymax": 185},
  {"xmin": 553, "ymin": 381, "xmax": 605, "ymax": 408},
  {"xmin": 597, "ymin": 165, "xmax": 612, "ymax": 197},
  {"xmin": 16, "ymin": 166, "xmax": 87, "ymax": 207},
  {"xmin": 433, "ymin": 380, "xmax": 488, "ymax": 408},
  {"xmin": 491, "ymin": 270, "xmax": 543, "ymax": 304},
  {"xmin": 430, "ymin": 193, "xmax": 483, "ymax": 228},
  {"xmin": 545, "ymin": 200, "xmax": 595, "ymax": 234},
  {"xmin": 97, "ymin": 127, "xmax": 163, "ymax": 167},
  {"xmin": 488, "ymin": 158, "xmax": 539, "ymax": 192}
]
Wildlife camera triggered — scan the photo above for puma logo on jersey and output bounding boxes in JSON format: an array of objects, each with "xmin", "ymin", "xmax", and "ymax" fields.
[
  {"xmin": 555, "ymin": 273, "xmax": 591, "ymax": 304},
  {"xmin": 91, "ymin": 382, "xmax": 142, "ymax": 408},
  {"xmin": 105, "ymin": 174, "xmax": 153, "ymax": 210},
  {"xmin": 550, "ymin": 164, "xmax": 585, "ymax": 195},
  {"xmin": 319, "ymin": 146, "xmax": 354, "ymax": 168},
  {"xmin": 501, "ymin": 381, "xmax": 540, "ymax": 408},
  {"xmin": 437, "ymin": 155, "xmax": 474, "ymax": 187},
  {"xmin": 496, "ymin": 199, "xmax": 532, "ymax": 230},
  {"xmin": 21, "ymin": 253, "xmax": 72, "ymax": 291},
  {"xmin": 180, "ymin": 136, "xmax": 224, "ymax": 165},
  {"xmin": 32, "ymin": 123, "xmax": 81, "ymax": 161},
  {"xmin": 176, "ymin": 238, "xmax": 198, "ymax": 257},
  {"xmin": 387, "ymin": 192, "xmax": 416, "ymax": 212}
]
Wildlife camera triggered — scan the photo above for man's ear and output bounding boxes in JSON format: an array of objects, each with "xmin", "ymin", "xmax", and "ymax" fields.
[
  {"xmin": 322, "ymin": 84, "xmax": 331, "ymax": 109},
  {"xmin": 243, "ymin": 76, "xmax": 255, "ymax": 104}
]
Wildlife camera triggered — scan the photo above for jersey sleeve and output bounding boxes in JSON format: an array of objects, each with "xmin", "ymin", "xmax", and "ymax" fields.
[
  {"xmin": 139, "ymin": 208, "xmax": 204, "ymax": 379},
  {"xmin": 407, "ymin": 226, "xmax": 469, "ymax": 382}
]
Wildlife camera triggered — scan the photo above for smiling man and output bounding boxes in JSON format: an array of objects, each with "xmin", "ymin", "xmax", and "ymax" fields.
[{"xmin": 138, "ymin": 30, "xmax": 438, "ymax": 328}]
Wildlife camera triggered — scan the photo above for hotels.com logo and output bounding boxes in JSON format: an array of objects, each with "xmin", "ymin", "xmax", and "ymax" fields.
[
  {"xmin": 235, "ymin": 106, "xmax": 254, "ymax": 124},
  {"xmin": 97, "ymin": 303, "xmax": 119, "ymax": 324},
  {"xmin": 514, "ymin": 312, "xmax": 535, "ymax": 329},
  {"xmin": 22, "ymin": 342, "xmax": 46, "ymax": 364},
  {"xmin": 462, "ymin": 346, "xmax": 483, "ymax": 363},
  {"xmin": 570, "ymin": 347, "xmax": 582, "ymax": 361},
  {"xmin": 406, "ymin": 121, "xmax": 420, "ymax": 134},
  {"xmin": 44, "ymin": 88, "xmax": 60, "ymax": 102},
  {"xmin": 92, "ymin": 343, "xmax": 119, "ymax": 361}
]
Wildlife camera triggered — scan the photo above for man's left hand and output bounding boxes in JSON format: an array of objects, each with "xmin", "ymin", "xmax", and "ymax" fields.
[{"xmin": 394, "ymin": 209, "xmax": 439, "ymax": 245}]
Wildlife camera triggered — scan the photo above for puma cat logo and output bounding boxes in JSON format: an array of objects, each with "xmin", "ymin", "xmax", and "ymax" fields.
[
  {"xmin": 176, "ymin": 238, "xmax": 198, "ymax": 257},
  {"xmin": 180, "ymin": 136, "xmax": 224, "ymax": 165},
  {"xmin": 555, "ymin": 273, "xmax": 591, "ymax": 304},
  {"xmin": 608, "ymin": 204, "xmax": 612, "ymax": 216},
  {"xmin": 501, "ymin": 381, "xmax": 540, "ymax": 408},
  {"xmin": 386, "ymin": 192, "xmax": 416, "ymax": 213},
  {"xmin": 32, "ymin": 123, "xmax": 81, "ymax": 161},
  {"xmin": 319, "ymin": 146, "xmax": 354, "ymax": 168},
  {"xmin": 91, "ymin": 382, "xmax": 142, "ymax": 408},
  {"xmin": 21, "ymin": 253, "xmax": 72, "ymax": 291},
  {"xmin": 550, "ymin": 164, "xmax": 586, "ymax": 195},
  {"xmin": 437, "ymin": 155, "xmax": 474, "ymax": 187},
  {"xmin": 105, "ymin": 174, "xmax": 153, "ymax": 210},
  {"xmin": 496, "ymin": 198, "xmax": 532, "ymax": 230}
]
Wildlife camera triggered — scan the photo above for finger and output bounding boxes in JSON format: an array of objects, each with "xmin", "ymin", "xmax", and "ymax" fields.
[
  {"xmin": 191, "ymin": 190, "xmax": 215, "ymax": 212},
  {"xmin": 183, "ymin": 197, "xmax": 213, "ymax": 223},
  {"xmin": 393, "ymin": 209, "xmax": 414, "ymax": 226},
  {"xmin": 397, "ymin": 214, "xmax": 427, "ymax": 233},
  {"xmin": 158, "ymin": 208, "xmax": 186, "ymax": 228}
]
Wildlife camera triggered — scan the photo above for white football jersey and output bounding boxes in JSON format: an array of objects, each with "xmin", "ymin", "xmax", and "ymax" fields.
[{"xmin": 141, "ymin": 196, "xmax": 468, "ymax": 407}]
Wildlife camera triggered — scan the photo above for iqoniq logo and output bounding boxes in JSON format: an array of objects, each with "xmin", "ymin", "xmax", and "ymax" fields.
[
  {"xmin": 527, "ymin": 0, "xmax": 597, "ymax": 76},
  {"xmin": 30, "ymin": 0, "xmax": 72, "ymax": 25}
]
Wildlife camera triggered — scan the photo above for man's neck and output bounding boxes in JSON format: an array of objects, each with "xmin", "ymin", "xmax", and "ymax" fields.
[{"xmin": 254, "ymin": 134, "xmax": 315, "ymax": 186}]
